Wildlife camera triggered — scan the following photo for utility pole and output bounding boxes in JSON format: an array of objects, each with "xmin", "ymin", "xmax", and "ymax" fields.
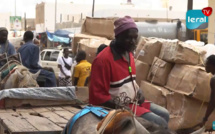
[
  {"xmin": 55, "ymin": 0, "xmax": 57, "ymax": 31},
  {"xmin": 186, "ymin": 0, "xmax": 193, "ymax": 40},
  {"xmin": 92, "ymin": 0, "xmax": 95, "ymax": 17},
  {"xmin": 166, "ymin": 1, "xmax": 168, "ymax": 22},
  {"xmin": 24, "ymin": 12, "xmax": 26, "ymax": 31}
]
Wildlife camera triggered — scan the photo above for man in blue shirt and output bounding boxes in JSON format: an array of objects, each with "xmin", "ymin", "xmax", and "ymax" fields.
[
  {"xmin": 0, "ymin": 27, "xmax": 16, "ymax": 67},
  {"xmin": 18, "ymin": 31, "xmax": 57, "ymax": 87}
]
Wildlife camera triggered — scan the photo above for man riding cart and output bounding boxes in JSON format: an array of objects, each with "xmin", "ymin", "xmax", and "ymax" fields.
[
  {"xmin": 18, "ymin": 31, "xmax": 57, "ymax": 87},
  {"xmin": 89, "ymin": 16, "xmax": 169, "ymax": 128}
]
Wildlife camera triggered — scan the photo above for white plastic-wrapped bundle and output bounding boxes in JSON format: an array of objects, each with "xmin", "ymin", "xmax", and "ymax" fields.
[
  {"xmin": 185, "ymin": 40, "xmax": 205, "ymax": 47},
  {"xmin": 202, "ymin": 44, "xmax": 215, "ymax": 62}
]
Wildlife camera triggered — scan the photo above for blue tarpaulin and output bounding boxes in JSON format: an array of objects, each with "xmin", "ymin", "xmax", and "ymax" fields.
[
  {"xmin": 46, "ymin": 30, "xmax": 72, "ymax": 44},
  {"xmin": 54, "ymin": 30, "xmax": 71, "ymax": 37}
]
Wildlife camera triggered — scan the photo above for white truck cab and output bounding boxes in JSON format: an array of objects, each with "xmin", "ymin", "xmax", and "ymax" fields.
[{"xmin": 40, "ymin": 48, "xmax": 75, "ymax": 77}]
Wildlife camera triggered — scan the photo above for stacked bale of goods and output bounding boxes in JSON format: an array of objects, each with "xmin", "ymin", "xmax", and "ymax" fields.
[
  {"xmin": 77, "ymin": 38, "xmax": 111, "ymax": 63},
  {"xmin": 135, "ymin": 38, "xmax": 163, "ymax": 65},
  {"xmin": 135, "ymin": 37, "xmax": 215, "ymax": 130},
  {"xmin": 72, "ymin": 34, "xmax": 108, "ymax": 56},
  {"xmin": 165, "ymin": 64, "xmax": 211, "ymax": 102},
  {"xmin": 72, "ymin": 17, "xmax": 116, "ymax": 56},
  {"xmin": 135, "ymin": 38, "xmax": 163, "ymax": 86},
  {"xmin": 81, "ymin": 17, "xmax": 116, "ymax": 40},
  {"xmin": 167, "ymin": 93, "xmax": 215, "ymax": 130},
  {"xmin": 135, "ymin": 60, "xmax": 150, "ymax": 86},
  {"xmin": 147, "ymin": 57, "xmax": 173, "ymax": 86},
  {"xmin": 159, "ymin": 40, "xmax": 205, "ymax": 65},
  {"xmin": 140, "ymin": 81, "xmax": 171, "ymax": 108}
]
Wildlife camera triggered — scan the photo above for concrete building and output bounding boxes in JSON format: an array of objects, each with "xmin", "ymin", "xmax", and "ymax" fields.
[
  {"xmin": 36, "ymin": 2, "xmax": 53, "ymax": 33},
  {"xmin": 35, "ymin": 2, "xmax": 87, "ymax": 33},
  {"xmin": 21, "ymin": 18, "xmax": 36, "ymax": 31},
  {"xmin": 208, "ymin": 0, "xmax": 215, "ymax": 44},
  {"xmin": 26, "ymin": 19, "xmax": 36, "ymax": 31},
  {"xmin": 35, "ymin": 0, "xmax": 209, "ymax": 33},
  {"xmin": 0, "ymin": 12, "xmax": 11, "ymax": 30}
]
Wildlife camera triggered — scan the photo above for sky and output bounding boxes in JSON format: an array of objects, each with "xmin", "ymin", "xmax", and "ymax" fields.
[
  {"xmin": 0, "ymin": 0, "xmax": 208, "ymax": 18},
  {"xmin": 0, "ymin": 0, "xmax": 163, "ymax": 18}
]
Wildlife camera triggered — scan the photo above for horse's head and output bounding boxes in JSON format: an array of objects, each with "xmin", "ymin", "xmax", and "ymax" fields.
[
  {"xmin": 97, "ymin": 109, "xmax": 150, "ymax": 134},
  {"xmin": 16, "ymin": 70, "xmax": 40, "ymax": 88}
]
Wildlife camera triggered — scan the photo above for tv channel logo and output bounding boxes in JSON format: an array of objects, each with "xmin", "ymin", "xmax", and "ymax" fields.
[
  {"xmin": 213, "ymin": 121, "xmax": 215, "ymax": 130},
  {"xmin": 186, "ymin": 7, "xmax": 212, "ymax": 30}
]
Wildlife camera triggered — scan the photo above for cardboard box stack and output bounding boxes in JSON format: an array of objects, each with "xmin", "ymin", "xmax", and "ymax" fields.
[
  {"xmin": 135, "ymin": 37, "xmax": 214, "ymax": 130},
  {"xmin": 72, "ymin": 17, "xmax": 213, "ymax": 131},
  {"xmin": 72, "ymin": 33, "xmax": 108, "ymax": 56},
  {"xmin": 72, "ymin": 17, "xmax": 116, "ymax": 60},
  {"xmin": 135, "ymin": 38, "xmax": 163, "ymax": 65},
  {"xmin": 167, "ymin": 93, "xmax": 215, "ymax": 130},
  {"xmin": 78, "ymin": 38, "xmax": 111, "ymax": 63},
  {"xmin": 135, "ymin": 60, "xmax": 150, "ymax": 86},
  {"xmin": 147, "ymin": 57, "xmax": 173, "ymax": 86},
  {"xmin": 81, "ymin": 17, "xmax": 115, "ymax": 40}
]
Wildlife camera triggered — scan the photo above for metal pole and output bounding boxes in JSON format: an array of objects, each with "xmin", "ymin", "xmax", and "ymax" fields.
[
  {"xmin": 186, "ymin": 0, "xmax": 193, "ymax": 40},
  {"xmin": 24, "ymin": 12, "xmax": 26, "ymax": 31},
  {"xmin": 92, "ymin": 0, "xmax": 95, "ymax": 17},
  {"xmin": 55, "ymin": 0, "xmax": 57, "ymax": 31},
  {"xmin": 166, "ymin": 1, "xmax": 168, "ymax": 22}
]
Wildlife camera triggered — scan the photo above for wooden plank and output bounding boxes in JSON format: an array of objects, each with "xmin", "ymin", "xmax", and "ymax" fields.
[
  {"xmin": 0, "ymin": 113, "xmax": 38, "ymax": 133},
  {"xmin": 0, "ymin": 112, "xmax": 19, "ymax": 119},
  {"xmin": 5, "ymin": 109, "xmax": 14, "ymax": 112},
  {"xmin": 4, "ymin": 98, "xmax": 77, "ymax": 108},
  {"xmin": 0, "ymin": 122, "xmax": 6, "ymax": 134},
  {"xmin": 39, "ymin": 111, "xmax": 68, "ymax": 126},
  {"xmin": 46, "ymin": 107, "xmax": 65, "ymax": 111},
  {"xmin": 54, "ymin": 110, "xmax": 75, "ymax": 120},
  {"xmin": 15, "ymin": 108, "xmax": 34, "ymax": 113},
  {"xmin": 62, "ymin": 106, "xmax": 80, "ymax": 114},
  {"xmin": 32, "ymin": 107, "xmax": 50, "ymax": 113},
  {"xmin": 32, "ymin": 107, "xmax": 67, "ymax": 128},
  {"xmin": 20, "ymin": 113, "xmax": 62, "ymax": 132},
  {"xmin": 58, "ymin": 123, "xmax": 67, "ymax": 128},
  {"xmin": 0, "ymin": 109, "xmax": 9, "ymax": 113}
]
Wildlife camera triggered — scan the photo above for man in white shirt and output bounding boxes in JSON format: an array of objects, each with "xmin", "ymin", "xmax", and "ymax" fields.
[{"xmin": 57, "ymin": 48, "xmax": 73, "ymax": 86}]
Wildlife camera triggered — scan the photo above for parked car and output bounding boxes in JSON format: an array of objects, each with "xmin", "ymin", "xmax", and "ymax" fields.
[{"xmin": 40, "ymin": 48, "xmax": 76, "ymax": 77}]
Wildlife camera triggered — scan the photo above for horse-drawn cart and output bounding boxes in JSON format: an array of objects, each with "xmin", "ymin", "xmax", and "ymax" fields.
[
  {"xmin": 0, "ymin": 105, "xmax": 81, "ymax": 134},
  {"xmin": 0, "ymin": 87, "xmax": 88, "ymax": 134}
]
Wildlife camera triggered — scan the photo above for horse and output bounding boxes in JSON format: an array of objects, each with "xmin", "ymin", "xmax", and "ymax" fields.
[
  {"xmin": 0, "ymin": 60, "xmax": 40, "ymax": 89},
  {"xmin": 63, "ymin": 107, "xmax": 175, "ymax": 134}
]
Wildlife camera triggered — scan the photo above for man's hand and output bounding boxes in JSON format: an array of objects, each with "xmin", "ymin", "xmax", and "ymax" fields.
[{"xmin": 137, "ymin": 89, "xmax": 145, "ymax": 105}]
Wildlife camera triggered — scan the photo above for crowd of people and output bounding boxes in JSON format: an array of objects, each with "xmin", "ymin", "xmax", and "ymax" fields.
[
  {"xmin": 0, "ymin": 28, "xmax": 92, "ymax": 88},
  {"xmin": 0, "ymin": 16, "xmax": 215, "ymax": 130}
]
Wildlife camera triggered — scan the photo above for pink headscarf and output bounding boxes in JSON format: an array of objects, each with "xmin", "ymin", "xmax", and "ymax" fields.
[{"xmin": 114, "ymin": 16, "xmax": 138, "ymax": 36}]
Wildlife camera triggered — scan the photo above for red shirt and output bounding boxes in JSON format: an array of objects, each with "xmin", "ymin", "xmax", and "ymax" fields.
[{"xmin": 89, "ymin": 45, "xmax": 150, "ymax": 116}]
